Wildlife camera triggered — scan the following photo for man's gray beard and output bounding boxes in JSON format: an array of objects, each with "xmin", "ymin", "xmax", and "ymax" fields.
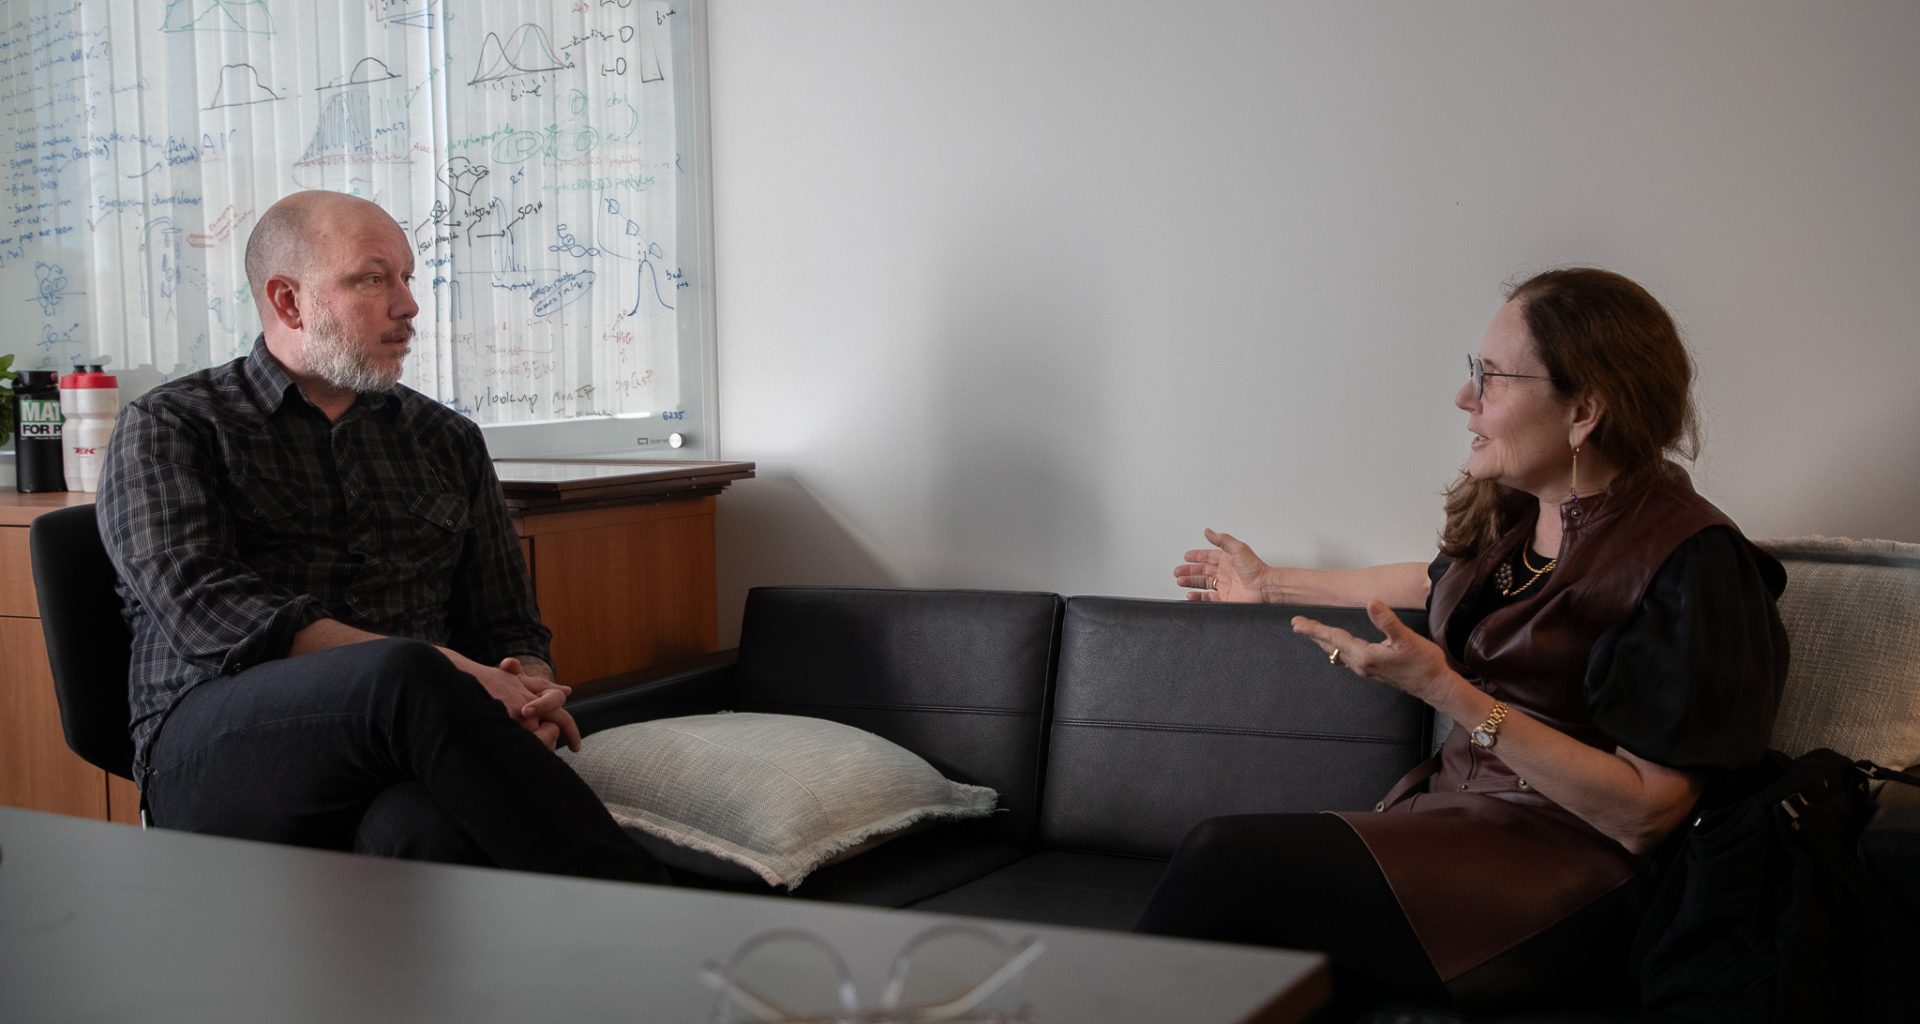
[{"xmin": 305, "ymin": 304, "xmax": 407, "ymax": 393}]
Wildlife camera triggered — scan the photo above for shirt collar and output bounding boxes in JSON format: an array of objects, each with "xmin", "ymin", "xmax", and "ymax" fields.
[{"xmin": 241, "ymin": 335, "xmax": 298, "ymax": 415}]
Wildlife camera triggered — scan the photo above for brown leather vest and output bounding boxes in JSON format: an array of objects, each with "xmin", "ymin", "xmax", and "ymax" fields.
[
  {"xmin": 1427, "ymin": 466, "xmax": 1735, "ymax": 806},
  {"xmin": 1336, "ymin": 467, "xmax": 1738, "ymax": 990}
]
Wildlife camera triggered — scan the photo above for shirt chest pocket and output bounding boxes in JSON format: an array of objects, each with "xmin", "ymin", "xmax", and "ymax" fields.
[
  {"xmin": 402, "ymin": 491, "xmax": 473, "ymax": 586},
  {"xmin": 224, "ymin": 476, "xmax": 315, "ymax": 564}
]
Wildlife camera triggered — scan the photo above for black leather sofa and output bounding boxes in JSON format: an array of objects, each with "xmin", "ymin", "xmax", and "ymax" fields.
[{"xmin": 569, "ymin": 586, "xmax": 1920, "ymax": 1024}]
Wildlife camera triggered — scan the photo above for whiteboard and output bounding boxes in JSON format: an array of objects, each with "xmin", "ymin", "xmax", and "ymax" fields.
[{"xmin": 0, "ymin": 0, "xmax": 718, "ymax": 458}]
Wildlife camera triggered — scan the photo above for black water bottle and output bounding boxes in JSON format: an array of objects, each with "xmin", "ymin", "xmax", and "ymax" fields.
[{"xmin": 13, "ymin": 369, "xmax": 67, "ymax": 492}]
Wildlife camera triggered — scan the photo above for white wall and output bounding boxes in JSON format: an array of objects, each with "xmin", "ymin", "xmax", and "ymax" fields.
[{"xmin": 705, "ymin": 1, "xmax": 1920, "ymax": 642}]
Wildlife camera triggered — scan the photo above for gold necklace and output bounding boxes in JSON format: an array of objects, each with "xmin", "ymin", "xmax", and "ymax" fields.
[{"xmin": 1495, "ymin": 543, "xmax": 1557, "ymax": 597}]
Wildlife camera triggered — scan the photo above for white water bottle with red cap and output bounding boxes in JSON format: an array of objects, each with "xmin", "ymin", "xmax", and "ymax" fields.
[{"xmin": 59, "ymin": 364, "xmax": 118, "ymax": 492}]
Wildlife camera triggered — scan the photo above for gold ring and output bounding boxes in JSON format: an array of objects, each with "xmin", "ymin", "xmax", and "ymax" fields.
[{"xmin": 1329, "ymin": 648, "xmax": 1343, "ymax": 667}]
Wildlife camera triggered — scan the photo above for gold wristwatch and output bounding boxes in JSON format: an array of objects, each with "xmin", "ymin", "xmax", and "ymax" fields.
[{"xmin": 1469, "ymin": 700, "xmax": 1510, "ymax": 749}]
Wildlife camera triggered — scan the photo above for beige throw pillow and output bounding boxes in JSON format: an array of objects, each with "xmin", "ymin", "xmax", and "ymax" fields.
[
  {"xmin": 561, "ymin": 712, "xmax": 998, "ymax": 889},
  {"xmin": 1760, "ymin": 536, "xmax": 1920, "ymax": 769}
]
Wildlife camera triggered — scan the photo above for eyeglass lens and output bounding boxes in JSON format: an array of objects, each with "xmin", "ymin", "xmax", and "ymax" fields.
[
  {"xmin": 709, "ymin": 931, "xmax": 857, "ymax": 1024},
  {"xmin": 705, "ymin": 924, "xmax": 1040, "ymax": 1023},
  {"xmin": 885, "ymin": 925, "xmax": 1035, "ymax": 1019}
]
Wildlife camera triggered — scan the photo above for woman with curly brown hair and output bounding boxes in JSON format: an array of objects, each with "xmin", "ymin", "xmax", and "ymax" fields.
[{"xmin": 1141, "ymin": 268, "xmax": 1787, "ymax": 1010}]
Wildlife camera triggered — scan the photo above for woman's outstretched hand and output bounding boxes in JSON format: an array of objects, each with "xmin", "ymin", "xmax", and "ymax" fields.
[
  {"xmin": 1292, "ymin": 600, "xmax": 1457, "ymax": 704},
  {"xmin": 1174, "ymin": 528, "xmax": 1271, "ymax": 603}
]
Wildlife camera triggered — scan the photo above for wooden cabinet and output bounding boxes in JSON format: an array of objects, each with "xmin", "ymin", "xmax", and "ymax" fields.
[
  {"xmin": 0, "ymin": 476, "xmax": 740, "ymax": 824},
  {"xmin": 516, "ymin": 497, "xmax": 720, "ymax": 685}
]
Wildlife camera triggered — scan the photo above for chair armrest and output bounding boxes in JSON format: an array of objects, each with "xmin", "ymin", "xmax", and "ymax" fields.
[
  {"xmin": 1861, "ymin": 762, "xmax": 1920, "ymax": 924},
  {"xmin": 569, "ymin": 650, "xmax": 737, "ymax": 736}
]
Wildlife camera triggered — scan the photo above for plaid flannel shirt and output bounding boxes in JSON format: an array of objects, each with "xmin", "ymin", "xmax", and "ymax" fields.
[{"xmin": 96, "ymin": 338, "xmax": 551, "ymax": 776}]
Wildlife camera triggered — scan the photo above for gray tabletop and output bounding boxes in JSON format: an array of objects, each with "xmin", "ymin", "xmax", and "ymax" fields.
[{"xmin": 0, "ymin": 807, "xmax": 1327, "ymax": 1023}]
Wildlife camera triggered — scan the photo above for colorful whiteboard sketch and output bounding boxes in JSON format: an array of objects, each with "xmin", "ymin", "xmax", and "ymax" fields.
[
  {"xmin": 1, "ymin": 0, "xmax": 712, "ymax": 448},
  {"xmin": 29, "ymin": 263, "xmax": 79, "ymax": 317},
  {"xmin": 438, "ymin": 157, "xmax": 490, "ymax": 201},
  {"xmin": 186, "ymin": 206, "xmax": 255, "ymax": 250},
  {"xmin": 639, "ymin": 34, "xmax": 665, "ymax": 83},
  {"xmin": 299, "ymin": 91, "xmax": 412, "ymax": 167},
  {"xmin": 162, "ymin": 0, "xmax": 274, "ymax": 35},
  {"xmin": 321, "ymin": 58, "xmax": 402, "ymax": 90},
  {"xmin": 206, "ymin": 63, "xmax": 282, "ymax": 109},
  {"xmin": 377, "ymin": 0, "xmax": 438, "ymax": 30},
  {"xmin": 139, "ymin": 218, "xmax": 185, "ymax": 323},
  {"xmin": 471, "ymin": 24, "xmax": 573, "ymax": 83}
]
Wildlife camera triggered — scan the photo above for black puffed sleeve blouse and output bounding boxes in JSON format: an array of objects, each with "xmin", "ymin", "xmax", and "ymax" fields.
[{"xmin": 1429, "ymin": 526, "xmax": 1789, "ymax": 772}]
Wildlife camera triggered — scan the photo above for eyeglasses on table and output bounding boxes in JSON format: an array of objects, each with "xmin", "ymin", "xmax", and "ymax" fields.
[{"xmin": 700, "ymin": 922, "xmax": 1045, "ymax": 1024}]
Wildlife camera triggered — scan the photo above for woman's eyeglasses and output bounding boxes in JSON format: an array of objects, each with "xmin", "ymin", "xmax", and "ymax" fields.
[
  {"xmin": 702, "ymin": 923, "xmax": 1045, "ymax": 1023},
  {"xmin": 1467, "ymin": 353, "xmax": 1552, "ymax": 401}
]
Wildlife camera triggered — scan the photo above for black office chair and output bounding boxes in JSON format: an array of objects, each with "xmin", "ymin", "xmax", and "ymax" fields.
[{"xmin": 29, "ymin": 503, "xmax": 136, "ymax": 782}]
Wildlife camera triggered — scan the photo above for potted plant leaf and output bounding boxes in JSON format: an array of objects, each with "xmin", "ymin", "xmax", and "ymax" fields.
[{"xmin": 0, "ymin": 352, "xmax": 17, "ymax": 446}]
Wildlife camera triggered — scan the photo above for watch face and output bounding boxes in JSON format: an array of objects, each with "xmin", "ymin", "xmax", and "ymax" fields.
[{"xmin": 1470, "ymin": 727, "xmax": 1494, "ymax": 748}]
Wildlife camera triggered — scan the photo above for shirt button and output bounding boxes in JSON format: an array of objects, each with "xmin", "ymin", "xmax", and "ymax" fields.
[
  {"xmin": 1374, "ymin": 802, "xmax": 1385, "ymax": 812},
  {"xmin": 1517, "ymin": 779, "xmax": 1529, "ymax": 789},
  {"xmin": 1459, "ymin": 783, "xmax": 1469, "ymax": 791}
]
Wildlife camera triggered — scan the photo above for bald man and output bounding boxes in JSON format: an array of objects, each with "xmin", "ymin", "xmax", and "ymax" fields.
[{"xmin": 95, "ymin": 191, "xmax": 664, "ymax": 883}]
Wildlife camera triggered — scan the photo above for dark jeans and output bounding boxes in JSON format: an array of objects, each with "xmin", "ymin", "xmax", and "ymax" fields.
[{"xmin": 144, "ymin": 638, "xmax": 664, "ymax": 885}]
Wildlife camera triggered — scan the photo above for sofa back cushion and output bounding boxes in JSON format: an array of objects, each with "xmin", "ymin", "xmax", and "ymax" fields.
[
  {"xmin": 1041, "ymin": 597, "xmax": 1433, "ymax": 858},
  {"xmin": 1760, "ymin": 537, "xmax": 1920, "ymax": 769},
  {"xmin": 732, "ymin": 587, "xmax": 1062, "ymax": 845}
]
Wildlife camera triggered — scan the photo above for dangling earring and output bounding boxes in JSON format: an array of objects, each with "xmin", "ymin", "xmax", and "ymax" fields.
[{"xmin": 1566, "ymin": 445, "xmax": 1583, "ymax": 521}]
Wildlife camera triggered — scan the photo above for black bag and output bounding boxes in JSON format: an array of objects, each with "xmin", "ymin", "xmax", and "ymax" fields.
[{"xmin": 1632, "ymin": 747, "xmax": 1920, "ymax": 1023}]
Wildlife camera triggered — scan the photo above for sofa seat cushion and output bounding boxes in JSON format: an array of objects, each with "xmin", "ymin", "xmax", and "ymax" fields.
[
  {"xmin": 905, "ymin": 851, "xmax": 1171, "ymax": 931},
  {"xmin": 789, "ymin": 822, "xmax": 1031, "ymax": 907},
  {"xmin": 666, "ymin": 820, "xmax": 1029, "ymax": 909}
]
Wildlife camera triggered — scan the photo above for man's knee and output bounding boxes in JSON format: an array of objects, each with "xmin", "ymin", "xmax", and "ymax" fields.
[
  {"xmin": 355, "ymin": 782, "xmax": 493, "ymax": 867},
  {"xmin": 353, "ymin": 637, "xmax": 459, "ymax": 687},
  {"xmin": 349, "ymin": 639, "xmax": 496, "ymax": 713}
]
